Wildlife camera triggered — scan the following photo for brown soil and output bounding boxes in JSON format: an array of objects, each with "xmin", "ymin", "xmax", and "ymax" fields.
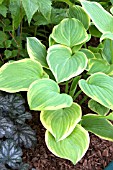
[{"xmin": 23, "ymin": 111, "xmax": 113, "ymax": 170}]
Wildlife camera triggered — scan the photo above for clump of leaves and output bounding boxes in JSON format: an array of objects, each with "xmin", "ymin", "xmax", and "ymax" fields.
[
  {"xmin": 0, "ymin": 91, "xmax": 37, "ymax": 170},
  {"xmin": 1, "ymin": 0, "xmax": 113, "ymax": 167}
]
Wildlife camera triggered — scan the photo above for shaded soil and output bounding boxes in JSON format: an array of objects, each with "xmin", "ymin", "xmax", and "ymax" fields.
[{"xmin": 23, "ymin": 111, "xmax": 113, "ymax": 170}]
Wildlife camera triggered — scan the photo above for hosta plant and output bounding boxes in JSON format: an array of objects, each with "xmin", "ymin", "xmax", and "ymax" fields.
[
  {"xmin": 79, "ymin": 1, "xmax": 113, "ymax": 78},
  {"xmin": 1, "ymin": 15, "xmax": 113, "ymax": 166},
  {"xmin": 0, "ymin": 91, "xmax": 37, "ymax": 170}
]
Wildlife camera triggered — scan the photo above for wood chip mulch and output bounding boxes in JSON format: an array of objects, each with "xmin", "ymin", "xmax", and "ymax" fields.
[{"xmin": 22, "ymin": 111, "xmax": 113, "ymax": 170}]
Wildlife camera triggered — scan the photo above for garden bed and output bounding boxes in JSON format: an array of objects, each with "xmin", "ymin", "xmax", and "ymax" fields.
[
  {"xmin": 1, "ymin": 0, "xmax": 113, "ymax": 169},
  {"xmin": 23, "ymin": 111, "xmax": 113, "ymax": 170}
]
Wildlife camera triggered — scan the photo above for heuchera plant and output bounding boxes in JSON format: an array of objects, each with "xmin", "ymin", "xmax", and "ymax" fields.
[
  {"xmin": 0, "ymin": 91, "xmax": 36, "ymax": 169},
  {"xmin": 1, "ymin": 1, "xmax": 113, "ymax": 165}
]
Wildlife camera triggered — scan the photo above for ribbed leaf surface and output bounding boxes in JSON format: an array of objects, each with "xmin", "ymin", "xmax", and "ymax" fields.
[
  {"xmin": 81, "ymin": 1, "xmax": 113, "ymax": 33},
  {"xmin": 0, "ymin": 59, "xmax": 43, "ymax": 92},
  {"xmin": 41, "ymin": 103, "xmax": 82, "ymax": 141},
  {"xmin": 27, "ymin": 37, "xmax": 48, "ymax": 67},
  {"xmin": 51, "ymin": 18, "xmax": 88, "ymax": 47},
  {"xmin": 81, "ymin": 114, "xmax": 113, "ymax": 141},
  {"xmin": 28, "ymin": 79, "xmax": 73, "ymax": 111},
  {"xmin": 79, "ymin": 73, "xmax": 113, "ymax": 109},
  {"xmin": 47, "ymin": 45, "xmax": 87, "ymax": 83},
  {"xmin": 45, "ymin": 125, "xmax": 89, "ymax": 165}
]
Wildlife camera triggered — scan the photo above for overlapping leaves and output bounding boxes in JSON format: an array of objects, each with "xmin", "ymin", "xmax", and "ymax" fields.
[
  {"xmin": 45, "ymin": 125, "xmax": 89, "ymax": 165},
  {"xmin": 21, "ymin": 0, "xmax": 51, "ymax": 24},
  {"xmin": 27, "ymin": 37, "xmax": 48, "ymax": 68},
  {"xmin": 0, "ymin": 59, "xmax": 44, "ymax": 92},
  {"xmin": 81, "ymin": 114, "xmax": 113, "ymax": 141},
  {"xmin": 28, "ymin": 78, "xmax": 73, "ymax": 110},
  {"xmin": 41, "ymin": 103, "xmax": 82, "ymax": 141},
  {"xmin": 79, "ymin": 73, "xmax": 113, "ymax": 109}
]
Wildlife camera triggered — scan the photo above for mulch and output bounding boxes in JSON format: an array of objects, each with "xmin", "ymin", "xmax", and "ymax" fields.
[{"xmin": 22, "ymin": 111, "xmax": 113, "ymax": 170}]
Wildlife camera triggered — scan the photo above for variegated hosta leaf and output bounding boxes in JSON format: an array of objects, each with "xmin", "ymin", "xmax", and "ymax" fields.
[
  {"xmin": 94, "ymin": 112, "xmax": 113, "ymax": 122},
  {"xmin": 0, "ymin": 59, "xmax": 44, "ymax": 92},
  {"xmin": 105, "ymin": 112, "xmax": 113, "ymax": 121},
  {"xmin": 79, "ymin": 73, "xmax": 113, "ymax": 110},
  {"xmin": 51, "ymin": 18, "xmax": 88, "ymax": 47},
  {"xmin": 80, "ymin": 48, "xmax": 95, "ymax": 60},
  {"xmin": 45, "ymin": 124, "xmax": 89, "ymax": 164},
  {"xmin": 88, "ymin": 99, "xmax": 110, "ymax": 116},
  {"xmin": 0, "ymin": 139, "xmax": 22, "ymax": 169},
  {"xmin": 69, "ymin": 5, "xmax": 90, "ymax": 30},
  {"xmin": 81, "ymin": 1, "xmax": 113, "ymax": 33},
  {"xmin": 81, "ymin": 114, "xmax": 113, "ymax": 141},
  {"xmin": 28, "ymin": 78, "xmax": 73, "ymax": 111},
  {"xmin": 110, "ymin": 6, "xmax": 113, "ymax": 14},
  {"xmin": 87, "ymin": 58, "xmax": 113, "ymax": 75},
  {"xmin": 102, "ymin": 39, "xmax": 113, "ymax": 64},
  {"xmin": 0, "ymin": 117, "xmax": 14, "ymax": 138},
  {"xmin": 72, "ymin": 34, "xmax": 91, "ymax": 53},
  {"xmin": 13, "ymin": 124, "xmax": 37, "ymax": 148},
  {"xmin": 47, "ymin": 45, "xmax": 88, "ymax": 83},
  {"xmin": 100, "ymin": 32, "xmax": 113, "ymax": 42},
  {"xmin": 40, "ymin": 103, "xmax": 82, "ymax": 141},
  {"xmin": 27, "ymin": 37, "xmax": 48, "ymax": 68}
]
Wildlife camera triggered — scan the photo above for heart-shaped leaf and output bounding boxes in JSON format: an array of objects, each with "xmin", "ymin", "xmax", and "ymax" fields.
[
  {"xmin": 40, "ymin": 103, "xmax": 82, "ymax": 141},
  {"xmin": 79, "ymin": 73, "xmax": 113, "ymax": 109},
  {"xmin": 51, "ymin": 18, "xmax": 88, "ymax": 47},
  {"xmin": 28, "ymin": 78, "xmax": 73, "ymax": 110},
  {"xmin": 0, "ymin": 139, "xmax": 22, "ymax": 169},
  {"xmin": 47, "ymin": 45, "xmax": 88, "ymax": 83},
  {"xmin": 81, "ymin": 114, "xmax": 113, "ymax": 141},
  {"xmin": 0, "ymin": 59, "xmax": 43, "ymax": 92},
  {"xmin": 45, "ymin": 124, "xmax": 89, "ymax": 164},
  {"xmin": 27, "ymin": 37, "xmax": 48, "ymax": 68}
]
